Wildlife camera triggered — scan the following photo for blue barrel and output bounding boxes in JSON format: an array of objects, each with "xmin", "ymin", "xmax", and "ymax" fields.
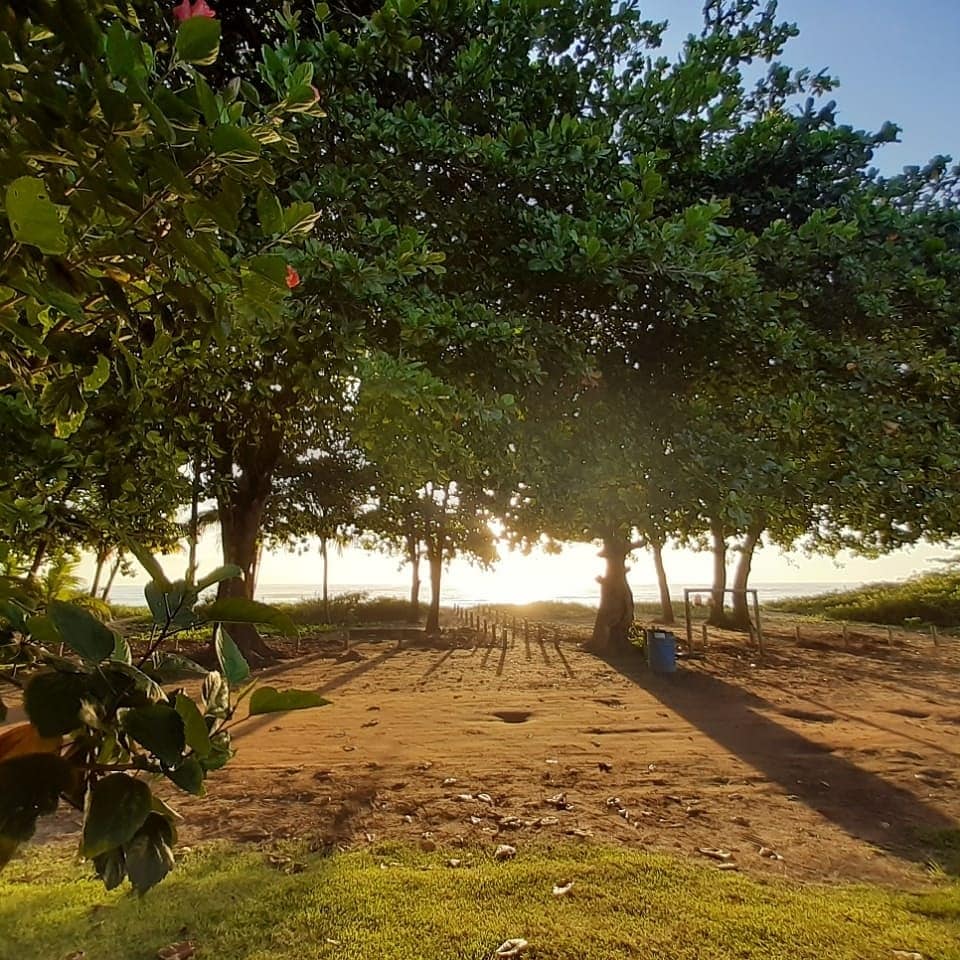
[{"xmin": 647, "ymin": 630, "xmax": 677, "ymax": 674}]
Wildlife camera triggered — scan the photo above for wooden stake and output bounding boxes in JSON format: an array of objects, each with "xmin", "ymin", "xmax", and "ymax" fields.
[
  {"xmin": 700, "ymin": 622, "xmax": 708, "ymax": 652},
  {"xmin": 886, "ymin": 626, "xmax": 893, "ymax": 647},
  {"xmin": 524, "ymin": 619, "xmax": 529, "ymax": 640},
  {"xmin": 794, "ymin": 624, "xmax": 801, "ymax": 643},
  {"xmin": 932, "ymin": 624, "xmax": 940, "ymax": 647},
  {"xmin": 842, "ymin": 622, "xmax": 849, "ymax": 649}
]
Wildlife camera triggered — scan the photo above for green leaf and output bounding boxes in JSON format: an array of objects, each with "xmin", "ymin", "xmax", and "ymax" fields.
[
  {"xmin": 23, "ymin": 670, "xmax": 89, "ymax": 736},
  {"xmin": 196, "ymin": 564, "xmax": 242, "ymax": 592},
  {"xmin": 24, "ymin": 614, "xmax": 60, "ymax": 646},
  {"xmin": 174, "ymin": 693, "xmax": 211, "ymax": 758},
  {"xmin": 194, "ymin": 73, "xmax": 219, "ymax": 126},
  {"xmin": 151, "ymin": 653, "xmax": 208, "ymax": 682},
  {"xmin": 204, "ymin": 598, "xmax": 297, "ymax": 637},
  {"xmin": 5, "ymin": 177, "xmax": 67, "ymax": 254},
  {"xmin": 203, "ymin": 731, "xmax": 233, "ymax": 771},
  {"xmin": 211, "ymin": 125, "xmax": 261, "ymax": 161},
  {"xmin": 121, "ymin": 704, "xmax": 185, "ymax": 767},
  {"xmin": 93, "ymin": 847, "xmax": 126, "ymax": 890},
  {"xmin": 256, "ymin": 190, "xmax": 284, "ymax": 235},
  {"xmin": 166, "ymin": 756, "xmax": 205, "ymax": 796},
  {"xmin": 82, "ymin": 355, "xmax": 110, "ymax": 392},
  {"xmin": 249, "ymin": 254, "xmax": 287, "ymax": 286},
  {"xmin": 0, "ymin": 754, "xmax": 72, "ymax": 858},
  {"xmin": 48, "ymin": 601, "xmax": 115, "ymax": 662},
  {"xmin": 248, "ymin": 687, "xmax": 330, "ymax": 715},
  {"xmin": 105, "ymin": 20, "xmax": 145, "ymax": 80},
  {"xmin": 214, "ymin": 625, "xmax": 250, "ymax": 685},
  {"xmin": 124, "ymin": 812, "xmax": 175, "ymax": 895},
  {"xmin": 81, "ymin": 773, "xmax": 152, "ymax": 859},
  {"xmin": 175, "ymin": 16, "xmax": 221, "ymax": 66}
]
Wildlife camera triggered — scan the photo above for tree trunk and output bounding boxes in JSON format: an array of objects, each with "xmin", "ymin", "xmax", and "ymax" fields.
[
  {"xmin": 216, "ymin": 493, "xmax": 275, "ymax": 663},
  {"xmin": 407, "ymin": 535, "xmax": 421, "ymax": 622},
  {"xmin": 320, "ymin": 535, "xmax": 329, "ymax": 623},
  {"xmin": 589, "ymin": 535, "xmax": 635, "ymax": 654},
  {"xmin": 651, "ymin": 540, "xmax": 674, "ymax": 625},
  {"xmin": 100, "ymin": 553, "xmax": 122, "ymax": 602},
  {"xmin": 90, "ymin": 545, "xmax": 108, "ymax": 598},
  {"xmin": 28, "ymin": 539, "xmax": 47, "ymax": 580},
  {"xmin": 424, "ymin": 549, "xmax": 442, "ymax": 634},
  {"xmin": 707, "ymin": 523, "xmax": 728, "ymax": 627},
  {"xmin": 730, "ymin": 525, "xmax": 762, "ymax": 630}
]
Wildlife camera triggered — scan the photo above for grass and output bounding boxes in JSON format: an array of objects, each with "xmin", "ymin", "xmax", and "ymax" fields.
[
  {"xmin": 768, "ymin": 570, "xmax": 960, "ymax": 628},
  {"xmin": 2, "ymin": 842, "xmax": 958, "ymax": 960}
]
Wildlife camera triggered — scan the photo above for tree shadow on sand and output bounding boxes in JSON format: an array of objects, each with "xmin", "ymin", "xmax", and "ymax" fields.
[{"xmin": 601, "ymin": 651, "xmax": 958, "ymax": 870}]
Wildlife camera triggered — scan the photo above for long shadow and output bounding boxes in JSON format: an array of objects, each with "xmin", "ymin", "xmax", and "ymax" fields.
[
  {"xmin": 603, "ymin": 653, "xmax": 957, "ymax": 863},
  {"xmin": 496, "ymin": 636, "xmax": 508, "ymax": 677},
  {"xmin": 423, "ymin": 647, "xmax": 455, "ymax": 678},
  {"xmin": 745, "ymin": 671, "xmax": 960, "ymax": 760},
  {"xmin": 237, "ymin": 647, "xmax": 400, "ymax": 737},
  {"xmin": 553, "ymin": 641, "xmax": 574, "ymax": 679}
]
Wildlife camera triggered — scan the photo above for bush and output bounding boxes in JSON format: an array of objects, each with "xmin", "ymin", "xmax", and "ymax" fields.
[
  {"xmin": 768, "ymin": 571, "xmax": 960, "ymax": 627},
  {"xmin": 279, "ymin": 593, "xmax": 417, "ymax": 626}
]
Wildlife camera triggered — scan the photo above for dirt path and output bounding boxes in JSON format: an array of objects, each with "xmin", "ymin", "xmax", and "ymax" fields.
[{"xmin": 151, "ymin": 626, "xmax": 960, "ymax": 886}]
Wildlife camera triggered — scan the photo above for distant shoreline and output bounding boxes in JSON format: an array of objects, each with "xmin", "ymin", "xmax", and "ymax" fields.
[{"xmin": 106, "ymin": 581, "xmax": 861, "ymax": 608}]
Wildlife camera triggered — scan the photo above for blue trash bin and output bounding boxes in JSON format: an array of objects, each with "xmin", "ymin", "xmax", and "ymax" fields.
[{"xmin": 646, "ymin": 629, "xmax": 677, "ymax": 674}]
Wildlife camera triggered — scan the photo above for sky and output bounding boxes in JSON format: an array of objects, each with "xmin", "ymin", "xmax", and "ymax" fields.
[{"xmin": 84, "ymin": 1, "xmax": 960, "ymax": 603}]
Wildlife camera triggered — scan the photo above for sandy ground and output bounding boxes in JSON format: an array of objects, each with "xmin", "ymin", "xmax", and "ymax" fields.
[
  {"xmin": 13, "ymin": 617, "xmax": 960, "ymax": 885},
  {"xmin": 177, "ymin": 620, "xmax": 960, "ymax": 885}
]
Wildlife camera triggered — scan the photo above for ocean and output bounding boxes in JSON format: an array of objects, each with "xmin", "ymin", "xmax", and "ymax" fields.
[{"xmin": 107, "ymin": 581, "xmax": 850, "ymax": 609}]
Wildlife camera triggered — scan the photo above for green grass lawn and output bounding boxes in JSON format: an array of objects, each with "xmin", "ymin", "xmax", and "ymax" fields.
[{"xmin": 2, "ymin": 843, "xmax": 958, "ymax": 960}]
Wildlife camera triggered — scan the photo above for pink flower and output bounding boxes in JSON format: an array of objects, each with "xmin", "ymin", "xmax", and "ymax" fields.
[
  {"xmin": 173, "ymin": 0, "xmax": 216, "ymax": 23},
  {"xmin": 285, "ymin": 265, "xmax": 300, "ymax": 289}
]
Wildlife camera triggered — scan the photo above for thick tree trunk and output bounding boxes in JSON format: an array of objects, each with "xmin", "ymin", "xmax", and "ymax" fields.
[
  {"xmin": 707, "ymin": 523, "xmax": 728, "ymax": 627},
  {"xmin": 407, "ymin": 535, "xmax": 421, "ymax": 622},
  {"xmin": 589, "ymin": 535, "xmax": 635, "ymax": 654},
  {"xmin": 101, "ymin": 553, "xmax": 122, "ymax": 602},
  {"xmin": 730, "ymin": 526, "xmax": 762, "ymax": 630},
  {"xmin": 424, "ymin": 550, "xmax": 442, "ymax": 634},
  {"xmin": 216, "ymin": 494, "xmax": 275, "ymax": 663},
  {"xmin": 320, "ymin": 536, "xmax": 329, "ymax": 623},
  {"xmin": 651, "ymin": 540, "xmax": 674, "ymax": 625}
]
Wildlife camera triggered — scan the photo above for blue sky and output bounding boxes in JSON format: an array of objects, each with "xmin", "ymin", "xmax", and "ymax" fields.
[{"xmin": 644, "ymin": 0, "xmax": 960, "ymax": 175}]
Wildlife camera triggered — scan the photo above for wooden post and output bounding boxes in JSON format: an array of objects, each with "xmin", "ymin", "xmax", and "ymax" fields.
[
  {"xmin": 482, "ymin": 619, "xmax": 488, "ymax": 639},
  {"xmin": 842, "ymin": 622, "xmax": 849, "ymax": 649},
  {"xmin": 886, "ymin": 626, "xmax": 893, "ymax": 647},
  {"xmin": 537, "ymin": 624, "xmax": 543, "ymax": 641},
  {"xmin": 524, "ymin": 619, "xmax": 529, "ymax": 640},
  {"xmin": 932, "ymin": 624, "xmax": 940, "ymax": 647},
  {"xmin": 794, "ymin": 623, "xmax": 801, "ymax": 643},
  {"xmin": 700, "ymin": 622, "xmax": 708, "ymax": 652},
  {"xmin": 684, "ymin": 589, "xmax": 693, "ymax": 653}
]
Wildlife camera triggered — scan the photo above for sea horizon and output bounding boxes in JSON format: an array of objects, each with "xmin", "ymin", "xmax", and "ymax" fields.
[{"xmin": 106, "ymin": 580, "xmax": 862, "ymax": 608}]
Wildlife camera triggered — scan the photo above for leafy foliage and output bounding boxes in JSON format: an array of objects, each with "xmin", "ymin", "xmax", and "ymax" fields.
[{"xmin": 0, "ymin": 557, "xmax": 327, "ymax": 892}]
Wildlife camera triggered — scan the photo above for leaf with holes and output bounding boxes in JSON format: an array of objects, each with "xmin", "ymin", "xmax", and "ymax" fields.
[{"xmin": 5, "ymin": 176, "xmax": 67, "ymax": 254}]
